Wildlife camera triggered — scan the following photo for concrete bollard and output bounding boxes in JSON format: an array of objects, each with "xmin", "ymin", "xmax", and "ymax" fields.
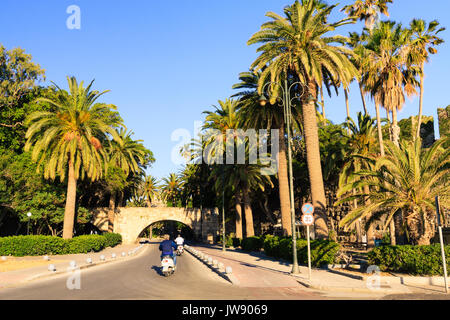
[
  {"xmin": 1, "ymin": 256, "xmax": 7, "ymax": 261},
  {"xmin": 122, "ymin": 252, "xmax": 126, "ymax": 257},
  {"xmin": 69, "ymin": 260, "xmax": 77, "ymax": 268},
  {"xmin": 111, "ymin": 253, "xmax": 116, "ymax": 259},
  {"xmin": 225, "ymin": 266, "xmax": 233, "ymax": 274},
  {"xmin": 207, "ymin": 257, "xmax": 213, "ymax": 265},
  {"xmin": 218, "ymin": 262, "xmax": 224, "ymax": 270},
  {"xmin": 213, "ymin": 260, "xmax": 218, "ymax": 268},
  {"xmin": 48, "ymin": 264, "xmax": 56, "ymax": 272},
  {"xmin": 100, "ymin": 255, "xmax": 105, "ymax": 261},
  {"xmin": 86, "ymin": 257, "xmax": 93, "ymax": 264},
  {"xmin": 43, "ymin": 255, "xmax": 50, "ymax": 261}
]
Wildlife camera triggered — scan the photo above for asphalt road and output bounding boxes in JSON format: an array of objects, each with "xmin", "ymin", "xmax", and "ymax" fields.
[{"xmin": 0, "ymin": 243, "xmax": 322, "ymax": 300}]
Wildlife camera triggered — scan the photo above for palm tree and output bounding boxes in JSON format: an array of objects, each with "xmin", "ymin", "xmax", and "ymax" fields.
[
  {"xmin": 247, "ymin": 0, "xmax": 359, "ymax": 238},
  {"xmin": 364, "ymin": 21, "xmax": 418, "ymax": 147},
  {"xmin": 232, "ymin": 71, "xmax": 302, "ymax": 236},
  {"xmin": 338, "ymin": 112, "xmax": 379, "ymax": 245},
  {"xmin": 338, "ymin": 138, "xmax": 449, "ymax": 245},
  {"xmin": 161, "ymin": 173, "xmax": 182, "ymax": 207},
  {"xmin": 105, "ymin": 128, "xmax": 149, "ymax": 230},
  {"xmin": 408, "ymin": 19, "xmax": 445, "ymax": 140},
  {"xmin": 24, "ymin": 76, "xmax": 122, "ymax": 238},
  {"xmin": 342, "ymin": 0, "xmax": 393, "ymax": 30},
  {"xmin": 143, "ymin": 175, "xmax": 160, "ymax": 207}
]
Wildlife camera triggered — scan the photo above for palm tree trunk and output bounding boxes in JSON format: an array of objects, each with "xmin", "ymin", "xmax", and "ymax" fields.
[
  {"xmin": 278, "ymin": 119, "xmax": 292, "ymax": 236},
  {"xmin": 235, "ymin": 193, "xmax": 243, "ymax": 239},
  {"xmin": 303, "ymin": 85, "xmax": 328, "ymax": 239},
  {"xmin": 415, "ymin": 63, "xmax": 425, "ymax": 141},
  {"xmin": 243, "ymin": 188, "xmax": 254, "ymax": 237},
  {"xmin": 359, "ymin": 82, "xmax": 368, "ymax": 115},
  {"xmin": 320, "ymin": 86, "xmax": 326, "ymax": 120},
  {"xmin": 345, "ymin": 89, "xmax": 351, "ymax": 135},
  {"xmin": 108, "ymin": 192, "xmax": 116, "ymax": 232},
  {"xmin": 375, "ymin": 102, "xmax": 385, "ymax": 157},
  {"xmin": 63, "ymin": 160, "xmax": 77, "ymax": 239},
  {"xmin": 391, "ymin": 107, "xmax": 400, "ymax": 147},
  {"xmin": 389, "ymin": 219, "xmax": 396, "ymax": 245},
  {"xmin": 364, "ymin": 185, "xmax": 375, "ymax": 248}
]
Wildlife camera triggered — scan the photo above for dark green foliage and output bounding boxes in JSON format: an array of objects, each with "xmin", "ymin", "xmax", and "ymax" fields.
[
  {"xmin": 263, "ymin": 235, "xmax": 341, "ymax": 267},
  {"xmin": 0, "ymin": 233, "xmax": 122, "ymax": 256},
  {"xmin": 241, "ymin": 236, "xmax": 264, "ymax": 252},
  {"xmin": 368, "ymin": 244, "xmax": 450, "ymax": 275}
]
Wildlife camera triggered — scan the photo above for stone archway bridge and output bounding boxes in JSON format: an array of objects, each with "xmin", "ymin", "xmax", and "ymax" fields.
[{"xmin": 92, "ymin": 207, "xmax": 219, "ymax": 244}]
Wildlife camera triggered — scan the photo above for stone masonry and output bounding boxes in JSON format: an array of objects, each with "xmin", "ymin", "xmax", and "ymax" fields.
[{"xmin": 92, "ymin": 207, "xmax": 219, "ymax": 244}]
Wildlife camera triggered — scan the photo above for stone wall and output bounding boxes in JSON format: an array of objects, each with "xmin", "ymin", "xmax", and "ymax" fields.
[{"xmin": 92, "ymin": 207, "xmax": 219, "ymax": 244}]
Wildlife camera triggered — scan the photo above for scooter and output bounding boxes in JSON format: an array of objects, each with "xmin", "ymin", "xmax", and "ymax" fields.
[
  {"xmin": 161, "ymin": 255, "xmax": 175, "ymax": 277},
  {"xmin": 176, "ymin": 245, "xmax": 184, "ymax": 256}
]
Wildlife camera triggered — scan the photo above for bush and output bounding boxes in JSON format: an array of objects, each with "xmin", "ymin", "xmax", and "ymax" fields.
[
  {"xmin": 368, "ymin": 244, "xmax": 450, "ymax": 276},
  {"xmin": 263, "ymin": 235, "xmax": 340, "ymax": 267},
  {"xmin": 0, "ymin": 233, "xmax": 123, "ymax": 257},
  {"xmin": 103, "ymin": 233, "xmax": 122, "ymax": 248},
  {"xmin": 241, "ymin": 236, "xmax": 264, "ymax": 252}
]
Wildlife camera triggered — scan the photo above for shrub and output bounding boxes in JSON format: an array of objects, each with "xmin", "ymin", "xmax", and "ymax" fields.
[
  {"xmin": 103, "ymin": 233, "xmax": 122, "ymax": 248},
  {"xmin": 368, "ymin": 244, "xmax": 450, "ymax": 276},
  {"xmin": 241, "ymin": 236, "xmax": 264, "ymax": 252},
  {"xmin": 0, "ymin": 233, "xmax": 123, "ymax": 257},
  {"xmin": 263, "ymin": 235, "xmax": 340, "ymax": 267}
]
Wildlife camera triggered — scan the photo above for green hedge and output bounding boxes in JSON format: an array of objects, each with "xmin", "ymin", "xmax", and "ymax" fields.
[
  {"xmin": 241, "ymin": 236, "xmax": 265, "ymax": 252},
  {"xmin": 368, "ymin": 244, "xmax": 450, "ymax": 276},
  {"xmin": 263, "ymin": 235, "xmax": 340, "ymax": 267},
  {"xmin": 0, "ymin": 233, "xmax": 122, "ymax": 257}
]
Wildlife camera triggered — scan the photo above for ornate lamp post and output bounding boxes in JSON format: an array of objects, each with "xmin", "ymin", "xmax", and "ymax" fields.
[{"xmin": 259, "ymin": 80, "xmax": 307, "ymax": 274}]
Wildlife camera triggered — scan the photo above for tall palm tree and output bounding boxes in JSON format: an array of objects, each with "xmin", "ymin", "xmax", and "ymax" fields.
[
  {"xmin": 337, "ymin": 138, "xmax": 450, "ymax": 245},
  {"xmin": 106, "ymin": 128, "xmax": 149, "ymax": 230},
  {"xmin": 232, "ymin": 71, "xmax": 302, "ymax": 236},
  {"xmin": 161, "ymin": 173, "xmax": 182, "ymax": 207},
  {"xmin": 337, "ymin": 112, "xmax": 379, "ymax": 245},
  {"xmin": 143, "ymin": 175, "xmax": 160, "ymax": 207},
  {"xmin": 342, "ymin": 0, "xmax": 393, "ymax": 30},
  {"xmin": 247, "ymin": 0, "xmax": 359, "ymax": 238},
  {"xmin": 364, "ymin": 21, "xmax": 418, "ymax": 147},
  {"xmin": 408, "ymin": 19, "xmax": 445, "ymax": 140},
  {"xmin": 24, "ymin": 76, "xmax": 122, "ymax": 238}
]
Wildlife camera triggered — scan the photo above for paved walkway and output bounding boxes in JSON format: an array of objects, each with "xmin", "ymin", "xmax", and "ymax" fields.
[
  {"xmin": 187, "ymin": 244, "xmax": 450, "ymax": 296},
  {"xmin": 0, "ymin": 243, "xmax": 145, "ymax": 289}
]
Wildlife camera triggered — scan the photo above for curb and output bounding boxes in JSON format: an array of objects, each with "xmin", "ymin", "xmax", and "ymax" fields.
[
  {"xmin": 23, "ymin": 244, "xmax": 149, "ymax": 283},
  {"xmin": 294, "ymin": 277, "xmax": 407, "ymax": 294},
  {"xmin": 184, "ymin": 245, "xmax": 239, "ymax": 285}
]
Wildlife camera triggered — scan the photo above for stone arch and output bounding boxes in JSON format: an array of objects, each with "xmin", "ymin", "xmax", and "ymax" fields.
[{"xmin": 92, "ymin": 207, "xmax": 219, "ymax": 244}]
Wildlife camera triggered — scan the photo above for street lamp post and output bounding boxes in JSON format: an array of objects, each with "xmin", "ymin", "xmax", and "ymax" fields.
[
  {"xmin": 260, "ymin": 80, "xmax": 306, "ymax": 275},
  {"xmin": 27, "ymin": 212, "xmax": 32, "ymax": 235}
]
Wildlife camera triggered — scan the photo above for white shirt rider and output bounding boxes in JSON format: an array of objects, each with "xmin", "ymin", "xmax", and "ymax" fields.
[{"xmin": 175, "ymin": 236, "xmax": 184, "ymax": 246}]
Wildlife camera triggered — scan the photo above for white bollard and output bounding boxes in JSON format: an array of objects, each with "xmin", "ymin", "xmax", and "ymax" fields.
[
  {"xmin": 213, "ymin": 260, "xmax": 218, "ymax": 268},
  {"xmin": 100, "ymin": 255, "xmax": 105, "ymax": 261},
  {"xmin": 207, "ymin": 257, "xmax": 213, "ymax": 265},
  {"xmin": 225, "ymin": 266, "xmax": 233, "ymax": 274},
  {"xmin": 1, "ymin": 256, "xmax": 7, "ymax": 261},
  {"xmin": 43, "ymin": 255, "xmax": 50, "ymax": 261},
  {"xmin": 111, "ymin": 253, "xmax": 116, "ymax": 259},
  {"xmin": 218, "ymin": 262, "xmax": 224, "ymax": 270},
  {"xmin": 121, "ymin": 252, "xmax": 126, "ymax": 257},
  {"xmin": 69, "ymin": 260, "xmax": 77, "ymax": 268},
  {"xmin": 48, "ymin": 264, "xmax": 56, "ymax": 272},
  {"xmin": 86, "ymin": 257, "xmax": 93, "ymax": 264}
]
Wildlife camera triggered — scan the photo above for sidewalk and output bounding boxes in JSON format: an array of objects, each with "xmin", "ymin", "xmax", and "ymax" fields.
[
  {"xmin": 0, "ymin": 243, "xmax": 147, "ymax": 289},
  {"xmin": 186, "ymin": 244, "xmax": 448, "ymax": 295}
]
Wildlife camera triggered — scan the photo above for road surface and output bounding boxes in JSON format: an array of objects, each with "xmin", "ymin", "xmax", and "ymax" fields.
[{"xmin": 0, "ymin": 243, "xmax": 322, "ymax": 300}]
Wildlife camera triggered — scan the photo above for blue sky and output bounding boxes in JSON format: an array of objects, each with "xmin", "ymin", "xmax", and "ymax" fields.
[{"xmin": 1, "ymin": 0, "xmax": 449, "ymax": 179}]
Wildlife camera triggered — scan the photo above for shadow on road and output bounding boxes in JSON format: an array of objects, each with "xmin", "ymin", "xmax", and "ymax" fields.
[{"xmin": 151, "ymin": 265, "xmax": 164, "ymax": 277}]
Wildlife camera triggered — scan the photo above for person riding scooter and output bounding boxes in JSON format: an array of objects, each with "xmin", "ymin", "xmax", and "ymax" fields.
[
  {"xmin": 175, "ymin": 234, "xmax": 185, "ymax": 255},
  {"xmin": 159, "ymin": 234, "xmax": 178, "ymax": 269}
]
